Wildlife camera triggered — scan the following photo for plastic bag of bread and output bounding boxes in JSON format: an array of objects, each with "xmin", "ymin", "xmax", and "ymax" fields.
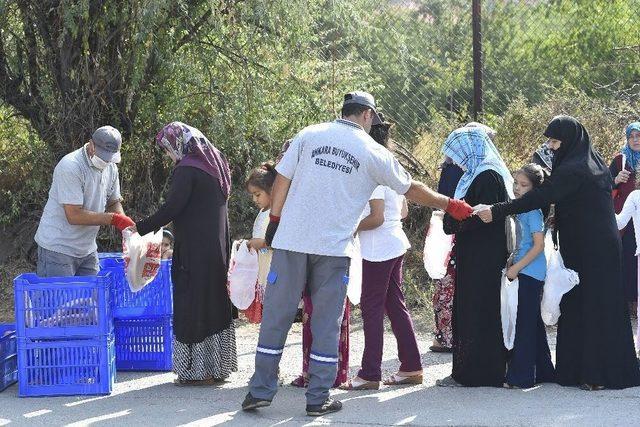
[{"xmin": 122, "ymin": 227, "xmax": 163, "ymax": 292}]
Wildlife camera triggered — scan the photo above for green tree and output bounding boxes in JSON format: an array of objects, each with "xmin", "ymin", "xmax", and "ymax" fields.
[{"xmin": 0, "ymin": 0, "xmax": 213, "ymax": 158}]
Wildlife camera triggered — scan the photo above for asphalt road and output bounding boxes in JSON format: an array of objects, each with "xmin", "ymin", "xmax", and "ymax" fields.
[{"xmin": 1, "ymin": 321, "xmax": 640, "ymax": 426}]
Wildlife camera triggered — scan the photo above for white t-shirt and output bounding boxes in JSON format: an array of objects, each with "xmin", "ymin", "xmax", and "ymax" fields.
[
  {"xmin": 35, "ymin": 147, "xmax": 121, "ymax": 257},
  {"xmin": 252, "ymin": 208, "xmax": 270, "ymax": 239},
  {"xmin": 359, "ymin": 186, "xmax": 411, "ymax": 262},
  {"xmin": 273, "ymin": 119, "xmax": 412, "ymax": 257},
  {"xmin": 616, "ymin": 190, "xmax": 640, "ymax": 255},
  {"xmin": 252, "ymin": 208, "xmax": 272, "ymax": 287}
]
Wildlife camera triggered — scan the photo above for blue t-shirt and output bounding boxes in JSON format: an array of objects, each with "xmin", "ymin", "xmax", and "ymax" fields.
[{"xmin": 514, "ymin": 209, "xmax": 546, "ymax": 281}]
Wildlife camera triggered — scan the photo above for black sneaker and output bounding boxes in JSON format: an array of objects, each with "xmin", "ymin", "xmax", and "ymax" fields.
[
  {"xmin": 241, "ymin": 393, "xmax": 271, "ymax": 411},
  {"xmin": 306, "ymin": 398, "xmax": 342, "ymax": 416}
]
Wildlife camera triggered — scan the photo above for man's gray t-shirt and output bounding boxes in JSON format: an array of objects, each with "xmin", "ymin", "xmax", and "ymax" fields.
[
  {"xmin": 273, "ymin": 118, "xmax": 412, "ymax": 257},
  {"xmin": 35, "ymin": 147, "xmax": 121, "ymax": 257}
]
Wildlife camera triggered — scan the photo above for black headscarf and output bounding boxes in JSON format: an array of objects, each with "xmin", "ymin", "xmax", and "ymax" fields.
[
  {"xmin": 544, "ymin": 115, "xmax": 611, "ymax": 191},
  {"xmin": 369, "ymin": 112, "xmax": 392, "ymax": 147}
]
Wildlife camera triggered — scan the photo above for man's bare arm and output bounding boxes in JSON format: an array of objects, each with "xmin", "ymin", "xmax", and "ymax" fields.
[
  {"xmin": 63, "ymin": 205, "xmax": 113, "ymax": 226},
  {"xmin": 269, "ymin": 173, "xmax": 292, "ymax": 216},
  {"xmin": 404, "ymin": 180, "xmax": 449, "ymax": 210}
]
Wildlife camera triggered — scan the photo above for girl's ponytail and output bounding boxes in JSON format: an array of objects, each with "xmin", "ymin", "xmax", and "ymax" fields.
[{"xmin": 246, "ymin": 162, "xmax": 277, "ymax": 193}]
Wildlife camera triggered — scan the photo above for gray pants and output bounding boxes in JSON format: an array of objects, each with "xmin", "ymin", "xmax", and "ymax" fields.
[
  {"xmin": 249, "ymin": 249, "xmax": 350, "ymax": 405},
  {"xmin": 37, "ymin": 246, "xmax": 99, "ymax": 277}
]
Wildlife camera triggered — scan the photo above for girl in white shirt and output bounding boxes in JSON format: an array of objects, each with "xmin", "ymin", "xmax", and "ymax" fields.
[
  {"xmin": 615, "ymin": 182, "xmax": 640, "ymax": 353},
  {"xmin": 244, "ymin": 163, "xmax": 277, "ymax": 323},
  {"xmin": 340, "ymin": 116, "xmax": 423, "ymax": 390}
]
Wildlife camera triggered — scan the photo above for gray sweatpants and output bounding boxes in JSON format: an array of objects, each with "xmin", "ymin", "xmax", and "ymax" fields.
[
  {"xmin": 248, "ymin": 249, "xmax": 349, "ymax": 405},
  {"xmin": 37, "ymin": 246, "xmax": 99, "ymax": 277}
]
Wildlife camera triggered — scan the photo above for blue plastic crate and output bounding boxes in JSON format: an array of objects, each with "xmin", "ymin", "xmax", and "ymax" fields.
[
  {"xmin": 97, "ymin": 252, "xmax": 124, "ymax": 260},
  {"xmin": 0, "ymin": 324, "xmax": 17, "ymax": 392},
  {"xmin": 14, "ymin": 273, "xmax": 113, "ymax": 339},
  {"xmin": 114, "ymin": 316, "xmax": 172, "ymax": 371},
  {"xmin": 99, "ymin": 255, "xmax": 173, "ymax": 318},
  {"xmin": 0, "ymin": 324, "xmax": 16, "ymax": 359},
  {"xmin": 17, "ymin": 336, "xmax": 115, "ymax": 397}
]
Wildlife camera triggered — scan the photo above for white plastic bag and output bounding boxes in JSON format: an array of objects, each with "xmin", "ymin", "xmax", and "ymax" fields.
[
  {"xmin": 423, "ymin": 211, "xmax": 453, "ymax": 279},
  {"xmin": 228, "ymin": 240, "xmax": 259, "ymax": 310},
  {"xmin": 123, "ymin": 227, "xmax": 163, "ymax": 292},
  {"xmin": 501, "ymin": 271, "xmax": 519, "ymax": 350},
  {"xmin": 347, "ymin": 237, "xmax": 362, "ymax": 305},
  {"xmin": 541, "ymin": 231, "xmax": 580, "ymax": 325}
]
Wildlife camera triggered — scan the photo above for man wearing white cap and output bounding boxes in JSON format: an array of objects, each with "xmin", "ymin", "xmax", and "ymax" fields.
[
  {"xmin": 242, "ymin": 91, "xmax": 473, "ymax": 416},
  {"xmin": 34, "ymin": 125, "xmax": 135, "ymax": 277}
]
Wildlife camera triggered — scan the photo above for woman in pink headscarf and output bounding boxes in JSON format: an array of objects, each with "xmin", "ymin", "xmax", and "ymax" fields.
[{"xmin": 137, "ymin": 122, "xmax": 237, "ymax": 386}]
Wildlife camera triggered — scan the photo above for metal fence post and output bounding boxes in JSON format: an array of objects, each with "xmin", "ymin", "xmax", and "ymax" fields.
[{"xmin": 472, "ymin": 0, "xmax": 483, "ymax": 120}]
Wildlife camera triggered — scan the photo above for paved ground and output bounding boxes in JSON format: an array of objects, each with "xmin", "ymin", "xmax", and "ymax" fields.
[{"xmin": 2, "ymin": 319, "xmax": 640, "ymax": 426}]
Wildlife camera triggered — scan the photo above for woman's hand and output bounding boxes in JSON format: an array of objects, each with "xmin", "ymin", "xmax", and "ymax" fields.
[
  {"xmin": 473, "ymin": 205, "xmax": 493, "ymax": 223},
  {"xmin": 247, "ymin": 238, "xmax": 267, "ymax": 252},
  {"xmin": 615, "ymin": 169, "xmax": 631, "ymax": 185}
]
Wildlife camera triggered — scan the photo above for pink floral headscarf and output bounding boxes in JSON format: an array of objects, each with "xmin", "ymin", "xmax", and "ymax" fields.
[{"xmin": 155, "ymin": 122, "xmax": 231, "ymax": 199}]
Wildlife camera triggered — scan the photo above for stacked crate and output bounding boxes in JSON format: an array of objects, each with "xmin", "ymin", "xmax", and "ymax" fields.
[
  {"xmin": 0, "ymin": 324, "xmax": 17, "ymax": 392},
  {"xmin": 13, "ymin": 273, "xmax": 115, "ymax": 397},
  {"xmin": 99, "ymin": 254, "xmax": 173, "ymax": 371}
]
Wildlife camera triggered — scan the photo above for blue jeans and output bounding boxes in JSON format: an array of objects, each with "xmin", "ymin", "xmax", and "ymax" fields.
[{"xmin": 36, "ymin": 246, "xmax": 99, "ymax": 277}]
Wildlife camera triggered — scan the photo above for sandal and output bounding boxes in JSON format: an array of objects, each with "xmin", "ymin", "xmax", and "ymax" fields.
[
  {"xmin": 173, "ymin": 377, "xmax": 220, "ymax": 387},
  {"xmin": 580, "ymin": 384, "xmax": 605, "ymax": 391},
  {"xmin": 338, "ymin": 376, "xmax": 380, "ymax": 390},
  {"xmin": 383, "ymin": 373, "xmax": 423, "ymax": 386}
]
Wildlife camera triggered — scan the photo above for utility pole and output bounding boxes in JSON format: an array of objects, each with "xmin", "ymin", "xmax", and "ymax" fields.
[{"xmin": 472, "ymin": 0, "xmax": 483, "ymax": 120}]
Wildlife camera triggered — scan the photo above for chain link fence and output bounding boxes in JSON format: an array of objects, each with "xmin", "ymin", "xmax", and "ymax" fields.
[{"xmin": 299, "ymin": 0, "xmax": 640, "ymax": 183}]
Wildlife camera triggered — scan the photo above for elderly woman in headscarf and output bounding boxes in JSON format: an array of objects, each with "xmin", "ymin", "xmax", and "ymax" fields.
[
  {"xmin": 136, "ymin": 122, "xmax": 237, "ymax": 386},
  {"xmin": 477, "ymin": 115, "xmax": 640, "ymax": 390},
  {"xmin": 610, "ymin": 122, "xmax": 640, "ymax": 317},
  {"xmin": 430, "ymin": 122, "xmax": 496, "ymax": 353},
  {"xmin": 436, "ymin": 126, "xmax": 513, "ymax": 387}
]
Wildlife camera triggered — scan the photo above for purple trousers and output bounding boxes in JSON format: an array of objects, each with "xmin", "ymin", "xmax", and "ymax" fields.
[{"xmin": 358, "ymin": 255, "xmax": 422, "ymax": 381}]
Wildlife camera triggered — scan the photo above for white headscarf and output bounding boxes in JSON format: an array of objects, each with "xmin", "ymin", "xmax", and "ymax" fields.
[{"xmin": 442, "ymin": 127, "xmax": 514, "ymax": 200}]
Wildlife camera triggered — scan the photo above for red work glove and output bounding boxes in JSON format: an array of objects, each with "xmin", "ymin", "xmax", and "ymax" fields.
[
  {"xmin": 446, "ymin": 198, "xmax": 474, "ymax": 221},
  {"xmin": 111, "ymin": 213, "xmax": 135, "ymax": 231},
  {"xmin": 264, "ymin": 214, "xmax": 280, "ymax": 247}
]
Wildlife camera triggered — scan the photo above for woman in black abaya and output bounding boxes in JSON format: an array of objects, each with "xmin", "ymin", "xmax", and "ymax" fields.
[
  {"xmin": 479, "ymin": 115, "xmax": 640, "ymax": 390},
  {"xmin": 437, "ymin": 127, "xmax": 512, "ymax": 387},
  {"xmin": 137, "ymin": 122, "xmax": 237, "ymax": 385}
]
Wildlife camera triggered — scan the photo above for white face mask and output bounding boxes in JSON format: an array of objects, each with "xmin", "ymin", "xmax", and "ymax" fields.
[{"xmin": 90, "ymin": 154, "xmax": 109, "ymax": 170}]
